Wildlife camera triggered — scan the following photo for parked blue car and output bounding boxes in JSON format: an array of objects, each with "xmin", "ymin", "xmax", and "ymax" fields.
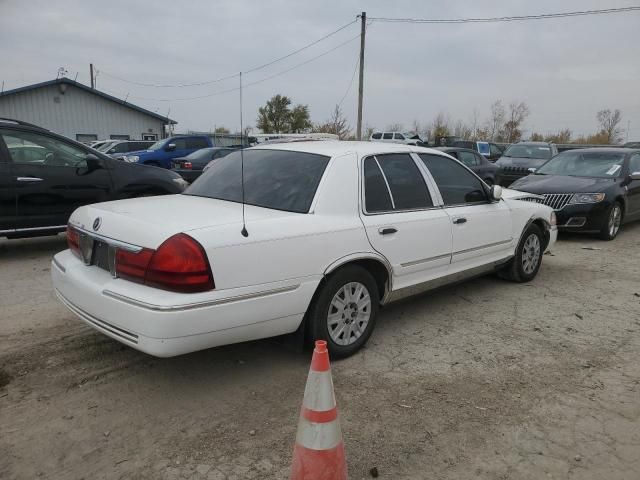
[{"xmin": 122, "ymin": 135, "xmax": 213, "ymax": 168}]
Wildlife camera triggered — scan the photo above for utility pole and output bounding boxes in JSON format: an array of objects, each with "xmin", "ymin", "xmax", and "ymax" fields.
[
  {"xmin": 626, "ymin": 120, "xmax": 630, "ymax": 143},
  {"xmin": 356, "ymin": 11, "xmax": 366, "ymax": 140},
  {"xmin": 90, "ymin": 63, "xmax": 95, "ymax": 89}
]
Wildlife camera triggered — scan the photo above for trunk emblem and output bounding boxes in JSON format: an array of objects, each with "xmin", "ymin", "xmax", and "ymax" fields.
[{"xmin": 93, "ymin": 217, "xmax": 102, "ymax": 231}]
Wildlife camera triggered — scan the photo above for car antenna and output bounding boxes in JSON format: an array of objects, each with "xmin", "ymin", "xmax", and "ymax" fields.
[{"xmin": 239, "ymin": 72, "xmax": 249, "ymax": 237}]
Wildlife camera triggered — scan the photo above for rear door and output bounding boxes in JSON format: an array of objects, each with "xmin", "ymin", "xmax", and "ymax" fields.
[
  {"xmin": 418, "ymin": 153, "xmax": 513, "ymax": 270},
  {"xmin": 359, "ymin": 153, "xmax": 452, "ymax": 290},
  {"xmin": 0, "ymin": 128, "xmax": 114, "ymax": 229}
]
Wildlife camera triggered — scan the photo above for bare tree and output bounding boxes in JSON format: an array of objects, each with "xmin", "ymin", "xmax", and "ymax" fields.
[
  {"xmin": 453, "ymin": 120, "xmax": 472, "ymax": 140},
  {"xmin": 311, "ymin": 104, "xmax": 351, "ymax": 139},
  {"xmin": 431, "ymin": 112, "xmax": 451, "ymax": 141},
  {"xmin": 596, "ymin": 109, "xmax": 623, "ymax": 144},
  {"xmin": 486, "ymin": 100, "xmax": 506, "ymax": 141},
  {"xmin": 501, "ymin": 101, "xmax": 530, "ymax": 143},
  {"xmin": 385, "ymin": 123, "xmax": 404, "ymax": 132},
  {"xmin": 469, "ymin": 109, "xmax": 481, "ymax": 141}
]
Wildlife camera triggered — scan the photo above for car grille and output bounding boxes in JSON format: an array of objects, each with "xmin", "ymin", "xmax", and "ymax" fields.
[
  {"xmin": 500, "ymin": 165, "xmax": 530, "ymax": 175},
  {"xmin": 538, "ymin": 193, "xmax": 574, "ymax": 210}
]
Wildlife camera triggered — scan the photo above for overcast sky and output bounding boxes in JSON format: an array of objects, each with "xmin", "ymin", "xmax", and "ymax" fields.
[{"xmin": 1, "ymin": 0, "xmax": 639, "ymax": 140}]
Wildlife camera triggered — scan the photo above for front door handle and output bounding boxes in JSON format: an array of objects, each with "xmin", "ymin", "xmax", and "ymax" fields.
[
  {"xmin": 379, "ymin": 227, "xmax": 397, "ymax": 235},
  {"xmin": 17, "ymin": 177, "xmax": 44, "ymax": 182},
  {"xmin": 453, "ymin": 217, "xmax": 467, "ymax": 225}
]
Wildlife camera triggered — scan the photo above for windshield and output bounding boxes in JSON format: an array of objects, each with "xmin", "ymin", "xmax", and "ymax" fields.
[
  {"xmin": 185, "ymin": 148, "xmax": 215, "ymax": 160},
  {"xmin": 536, "ymin": 151, "xmax": 625, "ymax": 178},
  {"xmin": 147, "ymin": 139, "xmax": 166, "ymax": 151},
  {"xmin": 503, "ymin": 144, "xmax": 552, "ymax": 160},
  {"xmin": 185, "ymin": 149, "xmax": 330, "ymax": 213}
]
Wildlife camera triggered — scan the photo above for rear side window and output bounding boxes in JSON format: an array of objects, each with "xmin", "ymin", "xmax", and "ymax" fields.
[
  {"xmin": 382, "ymin": 133, "xmax": 393, "ymax": 140},
  {"xmin": 364, "ymin": 157, "xmax": 393, "ymax": 212},
  {"xmin": 186, "ymin": 137, "xmax": 209, "ymax": 149},
  {"xmin": 457, "ymin": 151, "xmax": 479, "ymax": 167},
  {"xmin": 364, "ymin": 154, "xmax": 432, "ymax": 212},
  {"xmin": 371, "ymin": 133, "xmax": 382, "ymax": 140},
  {"xmin": 186, "ymin": 149, "xmax": 330, "ymax": 213},
  {"xmin": 419, "ymin": 154, "xmax": 487, "ymax": 205}
]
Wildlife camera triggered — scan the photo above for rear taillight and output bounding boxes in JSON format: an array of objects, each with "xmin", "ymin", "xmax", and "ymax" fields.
[
  {"xmin": 183, "ymin": 161, "xmax": 192, "ymax": 169},
  {"xmin": 114, "ymin": 233, "xmax": 214, "ymax": 293},
  {"xmin": 67, "ymin": 224, "xmax": 81, "ymax": 258}
]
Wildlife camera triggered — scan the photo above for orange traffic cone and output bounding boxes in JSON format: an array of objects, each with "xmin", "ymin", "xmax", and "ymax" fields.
[{"xmin": 290, "ymin": 340, "xmax": 348, "ymax": 480}]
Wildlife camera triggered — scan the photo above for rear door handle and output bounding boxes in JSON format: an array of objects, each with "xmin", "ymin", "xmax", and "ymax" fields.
[
  {"xmin": 17, "ymin": 177, "xmax": 44, "ymax": 182},
  {"xmin": 453, "ymin": 217, "xmax": 467, "ymax": 225},
  {"xmin": 379, "ymin": 227, "xmax": 397, "ymax": 235}
]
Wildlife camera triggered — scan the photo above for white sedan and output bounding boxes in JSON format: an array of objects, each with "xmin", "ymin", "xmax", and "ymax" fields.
[{"xmin": 52, "ymin": 142, "xmax": 557, "ymax": 358}]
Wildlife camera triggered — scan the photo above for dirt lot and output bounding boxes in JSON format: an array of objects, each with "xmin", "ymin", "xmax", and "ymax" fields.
[{"xmin": 1, "ymin": 226, "xmax": 639, "ymax": 480}]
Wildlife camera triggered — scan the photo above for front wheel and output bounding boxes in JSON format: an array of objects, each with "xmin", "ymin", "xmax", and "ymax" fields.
[
  {"xmin": 499, "ymin": 224, "xmax": 544, "ymax": 283},
  {"xmin": 598, "ymin": 201, "xmax": 622, "ymax": 240},
  {"xmin": 307, "ymin": 266, "xmax": 379, "ymax": 359}
]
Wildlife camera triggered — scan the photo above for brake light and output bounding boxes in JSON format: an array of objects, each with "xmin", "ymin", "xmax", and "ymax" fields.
[
  {"xmin": 183, "ymin": 162, "xmax": 193, "ymax": 169},
  {"xmin": 114, "ymin": 233, "xmax": 214, "ymax": 293},
  {"xmin": 67, "ymin": 224, "xmax": 81, "ymax": 258}
]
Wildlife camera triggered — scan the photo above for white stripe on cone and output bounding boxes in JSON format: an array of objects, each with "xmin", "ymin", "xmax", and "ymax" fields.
[
  {"xmin": 295, "ymin": 416, "xmax": 343, "ymax": 451},
  {"xmin": 302, "ymin": 370, "xmax": 336, "ymax": 411}
]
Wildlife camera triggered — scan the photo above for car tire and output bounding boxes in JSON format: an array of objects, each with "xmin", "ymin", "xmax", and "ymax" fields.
[
  {"xmin": 598, "ymin": 201, "xmax": 623, "ymax": 241},
  {"xmin": 307, "ymin": 265, "xmax": 379, "ymax": 359},
  {"xmin": 499, "ymin": 224, "xmax": 544, "ymax": 283}
]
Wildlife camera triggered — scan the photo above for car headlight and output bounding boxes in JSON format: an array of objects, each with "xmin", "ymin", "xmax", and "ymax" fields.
[
  {"xmin": 569, "ymin": 193, "xmax": 605, "ymax": 204},
  {"xmin": 172, "ymin": 177, "xmax": 189, "ymax": 190},
  {"xmin": 123, "ymin": 155, "xmax": 139, "ymax": 163}
]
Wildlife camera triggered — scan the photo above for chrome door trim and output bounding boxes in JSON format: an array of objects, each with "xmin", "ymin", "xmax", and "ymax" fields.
[
  {"xmin": 16, "ymin": 176, "xmax": 44, "ymax": 182},
  {"xmin": 0, "ymin": 225, "xmax": 67, "ymax": 234},
  {"xmin": 102, "ymin": 284, "xmax": 301, "ymax": 312},
  {"xmin": 452, "ymin": 238, "xmax": 513, "ymax": 256},
  {"xmin": 400, "ymin": 252, "xmax": 452, "ymax": 268},
  {"xmin": 372, "ymin": 155, "xmax": 396, "ymax": 209}
]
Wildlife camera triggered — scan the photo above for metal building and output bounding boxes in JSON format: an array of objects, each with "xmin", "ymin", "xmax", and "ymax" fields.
[{"xmin": 0, "ymin": 78, "xmax": 176, "ymax": 143}]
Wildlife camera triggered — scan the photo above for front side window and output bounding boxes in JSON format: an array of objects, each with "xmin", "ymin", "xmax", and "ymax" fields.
[
  {"xmin": 419, "ymin": 154, "xmax": 488, "ymax": 205},
  {"xmin": 1, "ymin": 129, "xmax": 88, "ymax": 167},
  {"xmin": 364, "ymin": 154, "xmax": 432, "ymax": 212},
  {"xmin": 457, "ymin": 151, "xmax": 479, "ymax": 167},
  {"xmin": 186, "ymin": 137, "xmax": 209, "ymax": 149},
  {"xmin": 173, "ymin": 138, "xmax": 188, "ymax": 149},
  {"xmin": 394, "ymin": 133, "xmax": 405, "ymax": 140},
  {"xmin": 371, "ymin": 133, "xmax": 382, "ymax": 140},
  {"xmin": 186, "ymin": 149, "xmax": 330, "ymax": 213},
  {"xmin": 382, "ymin": 133, "xmax": 393, "ymax": 140}
]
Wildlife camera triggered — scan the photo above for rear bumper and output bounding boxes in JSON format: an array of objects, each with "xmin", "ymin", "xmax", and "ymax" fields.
[{"xmin": 52, "ymin": 250, "xmax": 319, "ymax": 357}]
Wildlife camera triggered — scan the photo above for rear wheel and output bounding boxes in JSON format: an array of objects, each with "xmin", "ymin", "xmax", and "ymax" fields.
[
  {"xmin": 499, "ymin": 224, "xmax": 544, "ymax": 283},
  {"xmin": 598, "ymin": 201, "xmax": 622, "ymax": 240},
  {"xmin": 307, "ymin": 266, "xmax": 379, "ymax": 359}
]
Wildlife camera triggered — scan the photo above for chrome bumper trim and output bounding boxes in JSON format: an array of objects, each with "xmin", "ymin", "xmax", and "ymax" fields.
[
  {"xmin": 56, "ymin": 290, "xmax": 139, "ymax": 344},
  {"xmin": 68, "ymin": 223, "xmax": 143, "ymax": 253},
  {"xmin": 102, "ymin": 284, "xmax": 301, "ymax": 312}
]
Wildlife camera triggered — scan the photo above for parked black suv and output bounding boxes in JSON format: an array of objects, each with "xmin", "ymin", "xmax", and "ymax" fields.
[{"xmin": 0, "ymin": 119, "xmax": 187, "ymax": 239}]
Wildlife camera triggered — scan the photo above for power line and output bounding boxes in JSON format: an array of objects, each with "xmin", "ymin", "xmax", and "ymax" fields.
[
  {"xmin": 102, "ymin": 33, "xmax": 361, "ymax": 102},
  {"xmin": 337, "ymin": 53, "xmax": 359, "ymax": 108},
  {"xmin": 368, "ymin": 6, "xmax": 640, "ymax": 24},
  {"xmin": 98, "ymin": 19, "xmax": 357, "ymax": 88}
]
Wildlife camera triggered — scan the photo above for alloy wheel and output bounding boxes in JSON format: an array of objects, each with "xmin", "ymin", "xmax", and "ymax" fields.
[
  {"xmin": 608, "ymin": 204, "xmax": 622, "ymax": 238},
  {"xmin": 327, "ymin": 282, "xmax": 371, "ymax": 346},
  {"xmin": 522, "ymin": 233, "xmax": 541, "ymax": 275}
]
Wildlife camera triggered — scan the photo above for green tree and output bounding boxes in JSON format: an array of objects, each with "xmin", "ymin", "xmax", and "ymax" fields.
[{"xmin": 256, "ymin": 95, "xmax": 311, "ymax": 133}]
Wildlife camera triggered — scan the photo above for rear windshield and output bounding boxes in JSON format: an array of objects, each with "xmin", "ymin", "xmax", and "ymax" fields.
[
  {"xmin": 184, "ymin": 149, "xmax": 330, "ymax": 213},
  {"xmin": 503, "ymin": 144, "xmax": 552, "ymax": 159}
]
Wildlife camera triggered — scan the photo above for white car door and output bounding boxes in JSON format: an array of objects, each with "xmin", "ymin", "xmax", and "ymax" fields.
[
  {"xmin": 359, "ymin": 153, "xmax": 452, "ymax": 291},
  {"xmin": 417, "ymin": 153, "xmax": 513, "ymax": 270}
]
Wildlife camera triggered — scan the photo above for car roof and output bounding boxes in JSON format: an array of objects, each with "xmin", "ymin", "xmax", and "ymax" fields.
[
  {"xmin": 515, "ymin": 141, "xmax": 553, "ymax": 146},
  {"xmin": 251, "ymin": 140, "xmax": 446, "ymax": 157}
]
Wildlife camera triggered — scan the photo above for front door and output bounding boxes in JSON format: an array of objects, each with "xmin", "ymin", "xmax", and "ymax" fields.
[
  {"xmin": 0, "ymin": 146, "xmax": 16, "ymax": 232},
  {"xmin": 626, "ymin": 153, "xmax": 640, "ymax": 219},
  {"xmin": 418, "ymin": 153, "xmax": 513, "ymax": 270},
  {"xmin": 359, "ymin": 153, "xmax": 452, "ymax": 291},
  {"xmin": 0, "ymin": 128, "xmax": 114, "ymax": 230}
]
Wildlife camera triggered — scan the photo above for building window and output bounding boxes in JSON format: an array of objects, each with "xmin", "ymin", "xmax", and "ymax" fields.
[
  {"xmin": 142, "ymin": 133, "xmax": 158, "ymax": 140},
  {"xmin": 110, "ymin": 134, "xmax": 130, "ymax": 140},
  {"xmin": 76, "ymin": 134, "xmax": 97, "ymax": 143}
]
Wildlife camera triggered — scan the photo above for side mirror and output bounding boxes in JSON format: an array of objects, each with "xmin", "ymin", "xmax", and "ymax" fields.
[
  {"xmin": 630, "ymin": 172, "xmax": 640, "ymax": 180},
  {"xmin": 528, "ymin": 167, "xmax": 537, "ymax": 173},
  {"xmin": 490, "ymin": 184, "xmax": 503, "ymax": 201},
  {"xmin": 165, "ymin": 143, "xmax": 176, "ymax": 152}
]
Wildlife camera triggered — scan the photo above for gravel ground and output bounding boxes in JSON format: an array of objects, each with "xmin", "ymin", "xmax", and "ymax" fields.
[{"xmin": 1, "ymin": 225, "xmax": 639, "ymax": 480}]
